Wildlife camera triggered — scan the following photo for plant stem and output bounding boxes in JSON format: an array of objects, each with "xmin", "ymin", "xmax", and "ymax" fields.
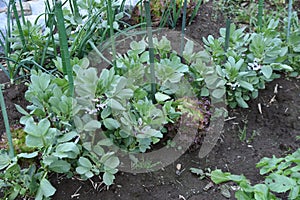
[
  {"xmin": 18, "ymin": 0, "xmax": 26, "ymax": 25},
  {"xmin": 71, "ymin": 0, "xmax": 80, "ymax": 23},
  {"xmin": 0, "ymin": 86, "xmax": 14, "ymax": 158},
  {"xmin": 12, "ymin": 0, "xmax": 26, "ymax": 49},
  {"xmin": 257, "ymin": 0, "xmax": 264, "ymax": 31},
  {"xmin": 144, "ymin": 0, "xmax": 156, "ymax": 101},
  {"xmin": 224, "ymin": 18, "xmax": 231, "ymax": 52},
  {"xmin": 55, "ymin": 0, "xmax": 74, "ymax": 96},
  {"xmin": 180, "ymin": 0, "xmax": 187, "ymax": 56},
  {"xmin": 287, "ymin": 0, "xmax": 293, "ymax": 40},
  {"xmin": 189, "ymin": 0, "xmax": 202, "ymax": 25},
  {"xmin": 107, "ymin": 0, "xmax": 117, "ymax": 67},
  {"xmin": 6, "ymin": 1, "xmax": 12, "ymax": 82}
]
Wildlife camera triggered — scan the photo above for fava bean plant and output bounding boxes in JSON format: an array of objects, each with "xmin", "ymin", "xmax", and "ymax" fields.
[
  {"xmin": 0, "ymin": 34, "xmax": 221, "ymax": 199},
  {"xmin": 203, "ymin": 17, "xmax": 296, "ymax": 108},
  {"xmin": 191, "ymin": 148, "xmax": 300, "ymax": 200}
]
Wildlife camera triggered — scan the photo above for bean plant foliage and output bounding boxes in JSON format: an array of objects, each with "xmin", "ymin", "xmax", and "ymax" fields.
[
  {"xmin": 203, "ymin": 15, "xmax": 298, "ymax": 108},
  {"xmin": 0, "ymin": 30, "xmax": 225, "ymax": 198},
  {"xmin": 191, "ymin": 148, "xmax": 300, "ymax": 200}
]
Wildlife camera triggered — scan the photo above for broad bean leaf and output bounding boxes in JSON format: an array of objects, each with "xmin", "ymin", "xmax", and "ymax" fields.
[
  {"xmin": 265, "ymin": 174, "xmax": 296, "ymax": 193},
  {"xmin": 53, "ymin": 142, "xmax": 80, "ymax": 159},
  {"xmin": 103, "ymin": 118, "xmax": 120, "ymax": 130},
  {"xmin": 35, "ymin": 178, "xmax": 56, "ymax": 200}
]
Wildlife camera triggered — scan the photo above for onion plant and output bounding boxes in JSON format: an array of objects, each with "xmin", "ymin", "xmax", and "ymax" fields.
[
  {"xmin": 180, "ymin": 0, "xmax": 188, "ymax": 56},
  {"xmin": 144, "ymin": 0, "xmax": 156, "ymax": 100},
  {"xmin": 11, "ymin": 0, "xmax": 26, "ymax": 49},
  {"xmin": 257, "ymin": 0, "xmax": 264, "ymax": 31},
  {"xmin": 0, "ymin": 86, "xmax": 14, "ymax": 158},
  {"xmin": 107, "ymin": 0, "xmax": 117, "ymax": 67},
  {"xmin": 224, "ymin": 18, "xmax": 231, "ymax": 52},
  {"xmin": 55, "ymin": 0, "xmax": 74, "ymax": 96},
  {"xmin": 287, "ymin": 0, "xmax": 293, "ymax": 40},
  {"xmin": 188, "ymin": 0, "xmax": 202, "ymax": 25}
]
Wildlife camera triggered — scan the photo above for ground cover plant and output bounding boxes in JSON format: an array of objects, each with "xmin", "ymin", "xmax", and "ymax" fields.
[
  {"xmin": 191, "ymin": 149, "xmax": 300, "ymax": 199},
  {"xmin": 0, "ymin": 0, "xmax": 299, "ymax": 199}
]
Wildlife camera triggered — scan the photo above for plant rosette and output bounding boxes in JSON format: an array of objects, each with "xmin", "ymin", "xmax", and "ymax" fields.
[
  {"xmin": 203, "ymin": 22, "xmax": 294, "ymax": 108},
  {"xmin": 0, "ymin": 30, "xmax": 226, "ymax": 199},
  {"xmin": 76, "ymin": 28, "xmax": 227, "ymax": 173},
  {"xmin": 191, "ymin": 148, "xmax": 300, "ymax": 200}
]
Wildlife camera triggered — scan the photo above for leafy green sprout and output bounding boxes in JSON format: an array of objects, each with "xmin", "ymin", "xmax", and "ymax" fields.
[{"xmin": 191, "ymin": 148, "xmax": 300, "ymax": 200}]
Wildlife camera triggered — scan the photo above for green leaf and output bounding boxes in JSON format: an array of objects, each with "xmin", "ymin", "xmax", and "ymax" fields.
[
  {"xmin": 39, "ymin": 178, "xmax": 56, "ymax": 198},
  {"xmin": 104, "ymin": 156, "xmax": 120, "ymax": 169},
  {"xmin": 15, "ymin": 104, "xmax": 29, "ymax": 115},
  {"xmin": 54, "ymin": 142, "xmax": 80, "ymax": 159},
  {"xmin": 212, "ymin": 88, "xmax": 226, "ymax": 99},
  {"xmin": 261, "ymin": 66, "xmax": 273, "ymax": 79},
  {"xmin": 79, "ymin": 157, "xmax": 93, "ymax": 169},
  {"xmin": 184, "ymin": 39, "xmax": 194, "ymax": 56},
  {"xmin": 253, "ymin": 184, "xmax": 269, "ymax": 200},
  {"xmin": 270, "ymin": 63, "xmax": 293, "ymax": 71},
  {"xmin": 103, "ymin": 172, "xmax": 115, "ymax": 185},
  {"xmin": 49, "ymin": 160, "xmax": 71, "ymax": 173},
  {"xmin": 57, "ymin": 131, "xmax": 78, "ymax": 143},
  {"xmin": 107, "ymin": 99, "xmax": 126, "ymax": 111},
  {"xmin": 24, "ymin": 118, "xmax": 49, "ymax": 137},
  {"xmin": 289, "ymin": 185, "xmax": 299, "ymax": 199},
  {"xmin": 103, "ymin": 118, "xmax": 121, "ymax": 130},
  {"xmin": 84, "ymin": 171, "xmax": 94, "ymax": 178},
  {"xmin": 155, "ymin": 92, "xmax": 171, "ymax": 102},
  {"xmin": 236, "ymin": 96, "xmax": 249, "ymax": 108},
  {"xmin": 76, "ymin": 166, "xmax": 90, "ymax": 175},
  {"xmin": 97, "ymin": 139, "xmax": 114, "ymax": 146},
  {"xmin": 25, "ymin": 135, "xmax": 44, "ymax": 148},
  {"xmin": 130, "ymin": 40, "xmax": 146, "ymax": 54},
  {"xmin": 201, "ymin": 88, "xmax": 210, "ymax": 96},
  {"xmin": 140, "ymin": 51, "xmax": 149, "ymax": 63},
  {"xmin": 210, "ymin": 169, "xmax": 231, "ymax": 184},
  {"xmin": 101, "ymin": 107, "xmax": 111, "ymax": 119},
  {"xmin": 257, "ymin": 156, "xmax": 284, "ymax": 175},
  {"xmin": 235, "ymin": 190, "xmax": 252, "ymax": 200},
  {"xmin": 238, "ymin": 80, "xmax": 254, "ymax": 91},
  {"xmin": 17, "ymin": 152, "xmax": 38, "ymax": 159},
  {"xmin": 83, "ymin": 120, "xmax": 101, "ymax": 131},
  {"xmin": 0, "ymin": 152, "xmax": 11, "ymax": 170},
  {"xmin": 190, "ymin": 168, "xmax": 204, "ymax": 176},
  {"xmin": 265, "ymin": 174, "xmax": 296, "ymax": 193}
]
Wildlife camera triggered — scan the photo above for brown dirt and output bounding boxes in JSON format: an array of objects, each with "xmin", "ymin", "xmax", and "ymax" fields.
[
  {"xmin": 0, "ymin": 1, "xmax": 299, "ymax": 200},
  {"xmin": 0, "ymin": 72, "xmax": 28, "ymax": 133},
  {"xmin": 48, "ymin": 76, "xmax": 300, "ymax": 200}
]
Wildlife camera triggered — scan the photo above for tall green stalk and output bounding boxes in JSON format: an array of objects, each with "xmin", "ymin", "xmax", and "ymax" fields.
[
  {"xmin": 144, "ymin": 0, "xmax": 156, "ymax": 101},
  {"xmin": 5, "ymin": 1, "xmax": 12, "ymax": 82},
  {"xmin": 55, "ymin": 0, "xmax": 74, "ymax": 96},
  {"xmin": 45, "ymin": 0, "xmax": 58, "ymax": 58},
  {"xmin": 0, "ymin": 86, "xmax": 14, "ymax": 158},
  {"xmin": 18, "ymin": 0, "xmax": 26, "ymax": 25},
  {"xmin": 287, "ymin": 0, "xmax": 293, "ymax": 40},
  {"xmin": 257, "ymin": 0, "xmax": 264, "ymax": 31},
  {"xmin": 107, "ymin": 0, "xmax": 117, "ymax": 67},
  {"xmin": 189, "ymin": 0, "xmax": 202, "ymax": 25},
  {"xmin": 224, "ymin": 18, "xmax": 231, "ymax": 52},
  {"xmin": 11, "ymin": 0, "xmax": 26, "ymax": 49},
  {"xmin": 180, "ymin": 0, "xmax": 187, "ymax": 56},
  {"xmin": 70, "ymin": 0, "xmax": 81, "ymax": 23}
]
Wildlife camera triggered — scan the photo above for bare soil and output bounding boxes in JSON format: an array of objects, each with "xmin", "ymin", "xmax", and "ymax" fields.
[{"xmin": 0, "ymin": 1, "xmax": 299, "ymax": 200}]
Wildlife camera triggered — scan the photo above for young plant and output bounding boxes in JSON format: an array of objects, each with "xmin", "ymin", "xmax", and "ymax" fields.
[
  {"xmin": 0, "ymin": 86, "xmax": 14, "ymax": 158},
  {"xmin": 203, "ymin": 21, "xmax": 293, "ymax": 108},
  {"xmin": 131, "ymin": 0, "xmax": 202, "ymax": 28},
  {"xmin": 199, "ymin": 148, "xmax": 300, "ymax": 200}
]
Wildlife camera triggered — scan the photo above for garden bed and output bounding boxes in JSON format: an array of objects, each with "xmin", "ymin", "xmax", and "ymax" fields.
[
  {"xmin": 0, "ymin": 0, "xmax": 300, "ymax": 199},
  {"xmin": 1, "ymin": 60, "xmax": 299, "ymax": 200}
]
